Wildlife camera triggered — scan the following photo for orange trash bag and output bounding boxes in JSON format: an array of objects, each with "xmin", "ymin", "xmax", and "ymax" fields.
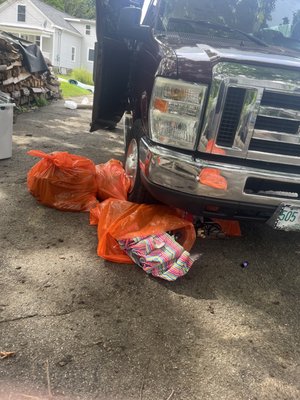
[
  {"xmin": 90, "ymin": 198, "xmax": 196, "ymax": 264},
  {"xmin": 213, "ymin": 219, "xmax": 241, "ymax": 237},
  {"xmin": 27, "ymin": 150, "xmax": 98, "ymax": 212},
  {"xmin": 95, "ymin": 159, "xmax": 130, "ymax": 201}
]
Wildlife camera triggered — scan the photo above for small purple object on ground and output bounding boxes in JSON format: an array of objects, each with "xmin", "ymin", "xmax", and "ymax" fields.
[{"xmin": 241, "ymin": 261, "xmax": 249, "ymax": 268}]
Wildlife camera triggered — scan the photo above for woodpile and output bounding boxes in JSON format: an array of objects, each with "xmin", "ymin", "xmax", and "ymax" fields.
[{"xmin": 0, "ymin": 33, "xmax": 61, "ymax": 108}]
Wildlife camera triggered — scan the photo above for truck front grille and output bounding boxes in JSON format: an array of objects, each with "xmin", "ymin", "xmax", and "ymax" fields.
[
  {"xmin": 199, "ymin": 62, "xmax": 300, "ymax": 166},
  {"xmin": 216, "ymin": 87, "xmax": 246, "ymax": 147},
  {"xmin": 248, "ymin": 89, "xmax": 300, "ymax": 164}
]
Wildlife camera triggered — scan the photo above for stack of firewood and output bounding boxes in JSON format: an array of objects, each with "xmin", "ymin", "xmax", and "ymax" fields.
[{"xmin": 0, "ymin": 34, "xmax": 61, "ymax": 108}]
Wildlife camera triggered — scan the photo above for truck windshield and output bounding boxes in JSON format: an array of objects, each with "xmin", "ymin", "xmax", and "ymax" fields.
[{"xmin": 157, "ymin": 0, "xmax": 300, "ymax": 50}]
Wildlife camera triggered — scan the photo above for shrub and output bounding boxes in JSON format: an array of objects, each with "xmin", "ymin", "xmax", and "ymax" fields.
[
  {"xmin": 35, "ymin": 96, "xmax": 49, "ymax": 107},
  {"xmin": 71, "ymin": 68, "xmax": 93, "ymax": 85}
]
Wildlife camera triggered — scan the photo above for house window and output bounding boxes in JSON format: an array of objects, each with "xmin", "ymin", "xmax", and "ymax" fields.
[
  {"xmin": 88, "ymin": 48, "xmax": 94, "ymax": 62},
  {"xmin": 35, "ymin": 36, "xmax": 41, "ymax": 47},
  {"xmin": 20, "ymin": 34, "xmax": 28, "ymax": 41},
  {"xmin": 86, "ymin": 25, "xmax": 91, "ymax": 35},
  {"xmin": 71, "ymin": 46, "xmax": 76, "ymax": 62},
  {"xmin": 17, "ymin": 5, "xmax": 26, "ymax": 22}
]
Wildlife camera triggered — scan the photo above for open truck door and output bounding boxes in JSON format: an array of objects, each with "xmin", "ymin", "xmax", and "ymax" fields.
[{"xmin": 91, "ymin": 0, "xmax": 145, "ymax": 131}]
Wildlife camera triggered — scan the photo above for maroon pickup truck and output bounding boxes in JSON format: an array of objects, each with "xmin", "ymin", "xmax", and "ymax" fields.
[{"xmin": 92, "ymin": 0, "xmax": 300, "ymax": 231}]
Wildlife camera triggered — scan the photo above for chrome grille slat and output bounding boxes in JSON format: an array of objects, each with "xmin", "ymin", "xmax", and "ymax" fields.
[
  {"xmin": 253, "ymin": 130, "xmax": 300, "ymax": 145},
  {"xmin": 258, "ymin": 106, "xmax": 300, "ymax": 121}
]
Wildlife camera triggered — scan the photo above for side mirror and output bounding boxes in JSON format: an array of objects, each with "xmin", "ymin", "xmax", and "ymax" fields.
[{"xmin": 118, "ymin": 7, "xmax": 142, "ymax": 32}]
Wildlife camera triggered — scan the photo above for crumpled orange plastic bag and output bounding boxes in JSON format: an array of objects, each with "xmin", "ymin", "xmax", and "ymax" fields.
[
  {"xmin": 90, "ymin": 198, "xmax": 196, "ymax": 263},
  {"xmin": 213, "ymin": 219, "xmax": 241, "ymax": 237},
  {"xmin": 96, "ymin": 159, "xmax": 130, "ymax": 201},
  {"xmin": 27, "ymin": 150, "xmax": 98, "ymax": 212}
]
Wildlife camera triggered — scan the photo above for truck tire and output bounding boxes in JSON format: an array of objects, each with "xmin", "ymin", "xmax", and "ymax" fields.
[{"xmin": 124, "ymin": 120, "xmax": 155, "ymax": 204}]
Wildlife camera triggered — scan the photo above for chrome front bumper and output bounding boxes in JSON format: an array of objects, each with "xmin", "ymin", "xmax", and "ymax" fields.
[{"xmin": 139, "ymin": 138, "xmax": 300, "ymax": 209}]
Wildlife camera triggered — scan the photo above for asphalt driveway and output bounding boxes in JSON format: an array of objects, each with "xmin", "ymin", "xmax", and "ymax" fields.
[{"xmin": 0, "ymin": 98, "xmax": 299, "ymax": 400}]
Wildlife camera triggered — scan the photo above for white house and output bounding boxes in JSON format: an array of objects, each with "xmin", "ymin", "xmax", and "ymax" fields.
[{"xmin": 0, "ymin": 0, "xmax": 97, "ymax": 73}]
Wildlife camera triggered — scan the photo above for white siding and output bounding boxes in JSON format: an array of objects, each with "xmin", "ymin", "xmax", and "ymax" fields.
[
  {"xmin": 56, "ymin": 30, "xmax": 82, "ymax": 70},
  {"xmin": 0, "ymin": 0, "xmax": 52, "ymax": 30},
  {"xmin": 69, "ymin": 21, "xmax": 96, "ymax": 73}
]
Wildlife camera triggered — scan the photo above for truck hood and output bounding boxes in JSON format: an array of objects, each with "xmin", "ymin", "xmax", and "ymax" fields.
[{"xmin": 159, "ymin": 35, "xmax": 300, "ymax": 82}]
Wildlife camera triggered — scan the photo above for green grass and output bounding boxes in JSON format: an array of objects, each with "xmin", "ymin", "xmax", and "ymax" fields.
[
  {"xmin": 72, "ymin": 68, "xmax": 93, "ymax": 85},
  {"xmin": 59, "ymin": 81, "xmax": 91, "ymax": 97}
]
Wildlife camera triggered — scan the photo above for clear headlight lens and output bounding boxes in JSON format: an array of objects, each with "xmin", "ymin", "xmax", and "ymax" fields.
[{"xmin": 149, "ymin": 78, "xmax": 207, "ymax": 150}]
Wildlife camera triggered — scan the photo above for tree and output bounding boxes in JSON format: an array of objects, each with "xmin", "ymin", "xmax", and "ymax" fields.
[
  {"xmin": 43, "ymin": 0, "xmax": 96, "ymax": 19},
  {"xmin": 43, "ymin": 0, "xmax": 64, "ymax": 11},
  {"xmin": 64, "ymin": 0, "xmax": 96, "ymax": 19},
  {"xmin": 0, "ymin": 0, "xmax": 96, "ymax": 20},
  {"xmin": 257, "ymin": 0, "xmax": 276, "ymax": 28}
]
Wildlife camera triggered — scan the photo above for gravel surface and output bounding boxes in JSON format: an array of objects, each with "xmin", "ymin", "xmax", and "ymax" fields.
[{"xmin": 0, "ymin": 98, "xmax": 299, "ymax": 400}]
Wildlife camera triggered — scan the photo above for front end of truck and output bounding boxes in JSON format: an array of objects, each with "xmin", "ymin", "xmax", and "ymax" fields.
[{"xmin": 135, "ymin": 0, "xmax": 300, "ymax": 228}]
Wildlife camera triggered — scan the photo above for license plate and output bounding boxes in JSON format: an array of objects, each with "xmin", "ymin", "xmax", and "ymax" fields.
[{"xmin": 268, "ymin": 204, "xmax": 300, "ymax": 231}]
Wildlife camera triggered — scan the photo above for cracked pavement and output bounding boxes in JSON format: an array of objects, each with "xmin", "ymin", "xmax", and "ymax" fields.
[{"xmin": 0, "ymin": 98, "xmax": 299, "ymax": 400}]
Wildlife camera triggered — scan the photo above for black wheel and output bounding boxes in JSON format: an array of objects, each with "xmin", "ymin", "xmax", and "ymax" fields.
[{"xmin": 124, "ymin": 120, "xmax": 156, "ymax": 204}]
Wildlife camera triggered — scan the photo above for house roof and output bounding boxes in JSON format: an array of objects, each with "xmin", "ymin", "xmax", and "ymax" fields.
[{"xmin": 30, "ymin": 0, "xmax": 81, "ymax": 35}]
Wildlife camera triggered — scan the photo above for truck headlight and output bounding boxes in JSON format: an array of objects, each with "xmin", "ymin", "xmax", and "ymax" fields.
[{"xmin": 149, "ymin": 77, "xmax": 207, "ymax": 150}]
